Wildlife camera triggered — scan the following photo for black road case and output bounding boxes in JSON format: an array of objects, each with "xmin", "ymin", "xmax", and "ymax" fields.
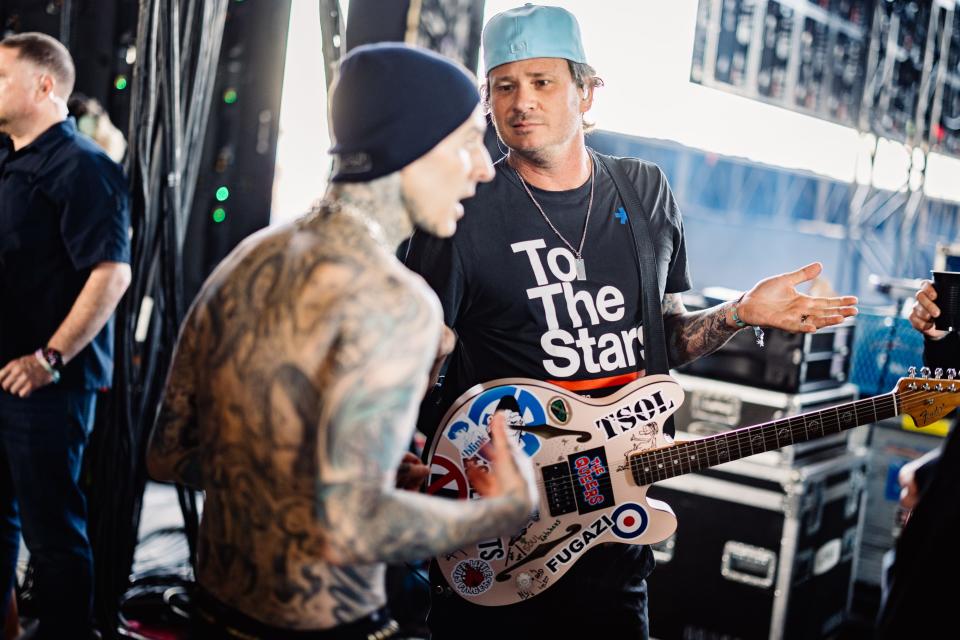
[{"xmin": 647, "ymin": 452, "xmax": 867, "ymax": 640}]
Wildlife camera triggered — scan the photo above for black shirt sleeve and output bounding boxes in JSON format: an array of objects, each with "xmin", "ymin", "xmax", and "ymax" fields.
[
  {"xmin": 404, "ymin": 228, "xmax": 466, "ymax": 328},
  {"xmin": 665, "ymin": 208, "xmax": 691, "ymax": 294},
  {"xmin": 923, "ymin": 332, "xmax": 960, "ymax": 374},
  {"xmin": 59, "ymin": 154, "xmax": 131, "ymax": 271},
  {"xmin": 654, "ymin": 165, "xmax": 692, "ymax": 294}
]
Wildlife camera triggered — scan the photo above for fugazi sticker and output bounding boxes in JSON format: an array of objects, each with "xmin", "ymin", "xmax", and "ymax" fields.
[
  {"xmin": 544, "ymin": 503, "xmax": 652, "ymax": 574},
  {"xmin": 451, "ymin": 558, "xmax": 494, "ymax": 597},
  {"xmin": 545, "ymin": 514, "xmax": 614, "ymax": 574}
]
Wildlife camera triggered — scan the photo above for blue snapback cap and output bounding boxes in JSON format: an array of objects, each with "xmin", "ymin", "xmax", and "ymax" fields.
[{"xmin": 482, "ymin": 3, "xmax": 587, "ymax": 73}]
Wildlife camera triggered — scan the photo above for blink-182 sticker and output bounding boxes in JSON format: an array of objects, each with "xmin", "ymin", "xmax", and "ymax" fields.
[
  {"xmin": 566, "ymin": 446, "xmax": 613, "ymax": 514},
  {"xmin": 451, "ymin": 558, "xmax": 494, "ymax": 597}
]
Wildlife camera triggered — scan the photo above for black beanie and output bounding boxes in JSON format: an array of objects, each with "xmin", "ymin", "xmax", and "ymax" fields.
[{"xmin": 329, "ymin": 43, "xmax": 480, "ymax": 183}]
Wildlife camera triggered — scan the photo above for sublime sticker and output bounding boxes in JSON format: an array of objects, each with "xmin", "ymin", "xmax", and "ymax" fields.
[
  {"xmin": 610, "ymin": 503, "xmax": 649, "ymax": 539},
  {"xmin": 451, "ymin": 558, "xmax": 494, "ymax": 597}
]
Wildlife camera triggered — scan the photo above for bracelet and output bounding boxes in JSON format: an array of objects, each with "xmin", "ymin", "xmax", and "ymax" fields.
[
  {"xmin": 731, "ymin": 294, "xmax": 749, "ymax": 328},
  {"xmin": 34, "ymin": 349, "xmax": 61, "ymax": 384},
  {"xmin": 731, "ymin": 295, "xmax": 765, "ymax": 347}
]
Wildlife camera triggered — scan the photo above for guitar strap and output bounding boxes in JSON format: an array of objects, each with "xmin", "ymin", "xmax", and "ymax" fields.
[{"xmin": 595, "ymin": 152, "xmax": 675, "ymax": 436}]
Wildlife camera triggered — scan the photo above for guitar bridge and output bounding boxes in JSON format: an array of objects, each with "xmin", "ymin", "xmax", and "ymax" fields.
[{"xmin": 542, "ymin": 462, "xmax": 577, "ymax": 516}]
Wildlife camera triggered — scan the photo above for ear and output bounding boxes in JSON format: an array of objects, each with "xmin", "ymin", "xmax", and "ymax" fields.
[
  {"xmin": 579, "ymin": 84, "xmax": 594, "ymax": 113},
  {"xmin": 35, "ymin": 73, "xmax": 55, "ymax": 101}
]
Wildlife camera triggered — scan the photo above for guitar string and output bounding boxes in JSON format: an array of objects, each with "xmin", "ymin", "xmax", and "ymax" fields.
[
  {"xmin": 429, "ymin": 385, "xmax": 949, "ymax": 599},
  {"xmin": 455, "ymin": 388, "xmax": 944, "ymax": 497},
  {"xmin": 430, "ymin": 388, "xmax": 945, "ymax": 498}
]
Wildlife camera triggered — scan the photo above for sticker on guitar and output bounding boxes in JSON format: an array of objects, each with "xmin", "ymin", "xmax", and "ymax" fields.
[
  {"xmin": 427, "ymin": 372, "xmax": 955, "ymax": 606},
  {"xmin": 443, "ymin": 386, "xmax": 545, "ymax": 464}
]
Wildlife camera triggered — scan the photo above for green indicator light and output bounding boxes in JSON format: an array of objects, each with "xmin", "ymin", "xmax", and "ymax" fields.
[
  {"xmin": 114, "ymin": 75, "xmax": 128, "ymax": 91},
  {"xmin": 215, "ymin": 186, "xmax": 230, "ymax": 202},
  {"xmin": 212, "ymin": 207, "xmax": 226, "ymax": 223},
  {"xmin": 223, "ymin": 88, "xmax": 238, "ymax": 104}
]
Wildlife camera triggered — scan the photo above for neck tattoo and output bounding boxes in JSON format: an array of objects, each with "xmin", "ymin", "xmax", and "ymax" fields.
[{"xmin": 513, "ymin": 152, "xmax": 596, "ymax": 281}]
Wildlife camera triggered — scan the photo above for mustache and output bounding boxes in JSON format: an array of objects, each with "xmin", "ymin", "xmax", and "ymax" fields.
[{"xmin": 508, "ymin": 114, "xmax": 543, "ymax": 127}]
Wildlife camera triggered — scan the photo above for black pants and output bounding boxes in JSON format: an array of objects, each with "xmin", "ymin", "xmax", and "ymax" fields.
[
  {"xmin": 191, "ymin": 588, "xmax": 398, "ymax": 640},
  {"xmin": 428, "ymin": 544, "xmax": 652, "ymax": 639},
  {"xmin": 0, "ymin": 388, "xmax": 96, "ymax": 639}
]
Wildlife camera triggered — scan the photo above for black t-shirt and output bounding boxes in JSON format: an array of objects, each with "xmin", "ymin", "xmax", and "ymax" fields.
[
  {"xmin": 406, "ymin": 153, "xmax": 691, "ymax": 410},
  {"xmin": 0, "ymin": 119, "xmax": 130, "ymax": 389},
  {"xmin": 405, "ymin": 153, "xmax": 691, "ymax": 619},
  {"xmin": 876, "ymin": 332, "xmax": 960, "ymax": 638}
]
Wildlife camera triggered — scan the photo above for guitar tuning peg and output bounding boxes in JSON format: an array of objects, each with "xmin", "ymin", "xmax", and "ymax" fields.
[
  {"xmin": 921, "ymin": 367, "xmax": 931, "ymax": 378},
  {"xmin": 908, "ymin": 366, "xmax": 917, "ymax": 377},
  {"xmin": 949, "ymin": 368, "xmax": 957, "ymax": 380},
  {"xmin": 935, "ymin": 368, "xmax": 944, "ymax": 379}
]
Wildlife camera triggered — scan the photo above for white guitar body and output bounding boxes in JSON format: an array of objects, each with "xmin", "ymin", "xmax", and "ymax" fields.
[
  {"xmin": 426, "ymin": 370, "xmax": 951, "ymax": 606},
  {"xmin": 425, "ymin": 375, "xmax": 683, "ymax": 607}
]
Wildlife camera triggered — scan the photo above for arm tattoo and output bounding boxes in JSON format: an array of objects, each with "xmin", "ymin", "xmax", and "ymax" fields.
[
  {"xmin": 147, "ymin": 316, "xmax": 203, "ymax": 488},
  {"xmin": 318, "ymin": 281, "xmax": 530, "ymax": 566},
  {"xmin": 662, "ymin": 293, "xmax": 739, "ymax": 367},
  {"xmin": 153, "ymin": 207, "xmax": 530, "ymax": 629}
]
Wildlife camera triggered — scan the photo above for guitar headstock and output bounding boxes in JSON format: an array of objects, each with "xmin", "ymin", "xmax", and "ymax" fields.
[{"xmin": 896, "ymin": 366, "xmax": 960, "ymax": 427}]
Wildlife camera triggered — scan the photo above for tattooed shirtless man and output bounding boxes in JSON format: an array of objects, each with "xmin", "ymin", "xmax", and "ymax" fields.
[{"xmin": 146, "ymin": 44, "xmax": 537, "ymax": 639}]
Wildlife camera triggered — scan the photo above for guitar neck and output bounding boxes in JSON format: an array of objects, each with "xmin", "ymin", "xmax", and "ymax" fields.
[{"xmin": 629, "ymin": 392, "xmax": 898, "ymax": 485}]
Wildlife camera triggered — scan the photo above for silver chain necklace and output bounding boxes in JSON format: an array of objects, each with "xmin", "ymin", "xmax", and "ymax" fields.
[{"xmin": 514, "ymin": 152, "xmax": 596, "ymax": 281}]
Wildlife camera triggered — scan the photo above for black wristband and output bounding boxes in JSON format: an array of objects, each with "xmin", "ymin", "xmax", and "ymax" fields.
[{"xmin": 41, "ymin": 347, "xmax": 65, "ymax": 373}]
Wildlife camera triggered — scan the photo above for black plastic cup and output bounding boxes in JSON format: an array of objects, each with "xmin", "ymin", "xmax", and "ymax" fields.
[{"xmin": 932, "ymin": 270, "xmax": 960, "ymax": 331}]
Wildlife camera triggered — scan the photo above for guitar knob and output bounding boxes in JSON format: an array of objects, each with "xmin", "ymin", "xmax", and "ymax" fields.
[
  {"xmin": 909, "ymin": 366, "xmax": 917, "ymax": 377},
  {"xmin": 516, "ymin": 572, "xmax": 532, "ymax": 590},
  {"xmin": 935, "ymin": 368, "xmax": 944, "ymax": 379},
  {"xmin": 921, "ymin": 367, "xmax": 931, "ymax": 378},
  {"xmin": 948, "ymin": 368, "xmax": 957, "ymax": 380}
]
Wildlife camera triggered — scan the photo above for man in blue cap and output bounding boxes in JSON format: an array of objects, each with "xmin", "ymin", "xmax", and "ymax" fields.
[
  {"xmin": 405, "ymin": 4, "xmax": 859, "ymax": 637},
  {"xmin": 147, "ymin": 43, "xmax": 537, "ymax": 639}
]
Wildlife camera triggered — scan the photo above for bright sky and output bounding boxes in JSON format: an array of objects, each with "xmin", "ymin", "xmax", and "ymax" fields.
[{"xmin": 270, "ymin": 0, "xmax": 960, "ymax": 225}]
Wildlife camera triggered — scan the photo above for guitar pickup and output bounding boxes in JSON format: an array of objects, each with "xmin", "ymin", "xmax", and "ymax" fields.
[{"xmin": 542, "ymin": 462, "xmax": 577, "ymax": 517}]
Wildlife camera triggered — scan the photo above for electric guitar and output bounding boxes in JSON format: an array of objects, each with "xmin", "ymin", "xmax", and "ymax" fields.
[{"xmin": 425, "ymin": 368, "xmax": 959, "ymax": 606}]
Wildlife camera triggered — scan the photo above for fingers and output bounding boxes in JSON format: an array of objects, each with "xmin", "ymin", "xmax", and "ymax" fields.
[
  {"xmin": 0, "ymin": 361, "xmax": 13, "ymax": 392},
  {"xmin": 810, "ymin": 296, "xmax": 859, "ymax": 308},
  {"xmin": 807, "ymin": 314, "xmax": 846, "ymax": 331},
  {"xmin": 785, "ymin": 262, "xmax": 823, "ymax": 286},
  {"xmin": 465, "ymin": 459, "xmax": 491, "ymax": 494},
  {"xmin": 467, "ymin": 412, "xmax": 511, "ymax": 497},
  {"xmin": 401, "ymin": 464, "xmax": 429, "ymax": 490},
  {"xmin": 438, "ymin": 326, "xmax": 457, "ymax": 357},
  {"xmin": 911, "ymin": 281, "xmax": 947, "ymax": 337},
  {"xmin": 396, "ymin": 452, "xmax": 429, "ymax": 490},
  {"xmin": 487, "ymin": 412, "xmax": 511, "ymax": 462},
  {"xmin": 899, "ymin": 483, "xmax": 919, "ymax": 510},
  {"xmin": 915, "ymin": 286, "xmax": 941, "ymax": 319}
]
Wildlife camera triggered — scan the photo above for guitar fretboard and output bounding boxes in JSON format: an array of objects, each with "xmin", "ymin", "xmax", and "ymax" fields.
[{"xmin": 629, "ymin": 392, "xmax": 898, "ymax": 485}]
